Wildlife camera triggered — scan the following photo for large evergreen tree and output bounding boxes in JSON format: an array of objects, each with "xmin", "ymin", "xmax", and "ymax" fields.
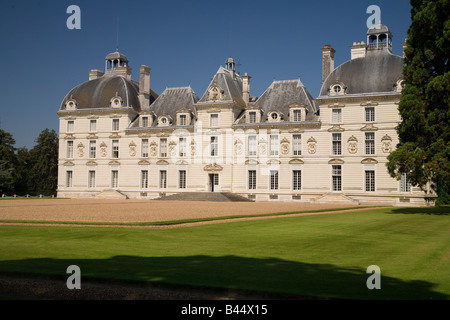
[
  {"xmin": 0, "ymin": 129, "xmax": 18, "ymax": 194},
  {"xmin": 387, "ymin": 0, "xmax": 450, "ymax": 205}
]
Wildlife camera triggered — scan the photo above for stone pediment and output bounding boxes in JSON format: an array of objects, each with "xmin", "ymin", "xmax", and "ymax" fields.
[
  {"xmin": 204, "ymin": 163, "xmax": 223, "ymax": 172},
  {"xmin": 63, "ymin": 161, "xmax": 75, "ymax": 166},
  {"xmin": 361, "ymin": 158, "xmax": 378, "ymax": 164},
  {"xmin": 360, "ymin": 123, "xmax": 378, "ymax": 131},
  {"xmin": 267, "ymin": 159, "xmax": 281, "ymax": 165},
  {"xmin": 328, "ymin": 158, "xmax": 344, "ymax": 164},
  {"xmin": 289, "ymin": 159, "xmax": 304, "ymax": 164},
  {"xmin": 245, "ymin": 159, "xmax": 259, "ymax": 165},
  {"xmin": 156, "ymin": 160, "xmax": 170, "ymax": 165},
  {"xmin": 108, "ymin": 160, "xmax": 120, "ymax": 166},
  {"xmin": 85, "ymin": 160, "xmax": 97, "ymax": 166},
  {"xmin": 138, "ymin": 160, "xmax": 150, "ymax": 165},
  {"xmin": 328, "ymin": 125, "xmax": 345, "ymax": 132}
]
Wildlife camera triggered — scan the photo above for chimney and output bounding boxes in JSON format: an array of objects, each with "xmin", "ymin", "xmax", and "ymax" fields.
[
  {"xmin": 402, "ymin": 40, "xmax": 407, "ymax": 58},
  {"xmin": 350, "ymin": 41, "xmax": 367, "ymax": 60},
  {"xmin": 321, "ymin": 45, "xmax": 335, "ymax": 84},
  {"xmin": 139, "ymin": 65, "xmax": 151, "ymax": 108},
  {"xmin": 116, "ymin": 65, "xmax": 132, "ymax": 80},
  {"xmin": 89, "ymin": 69, "xmax": 104, "ymax": 81},
  {"xmin": 242, "ymin": 73, "xmax": 251, "ymax": 106}
]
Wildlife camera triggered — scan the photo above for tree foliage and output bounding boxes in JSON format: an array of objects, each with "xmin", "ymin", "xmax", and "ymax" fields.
[{"xmin": 387, "ymin": 0, "xmax": 450, "ymax": 205}]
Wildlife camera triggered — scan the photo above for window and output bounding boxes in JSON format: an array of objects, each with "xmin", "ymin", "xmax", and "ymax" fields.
[
  {"xmin": 400, "ymin": 173, "xmax": 411, "ymax": 193},
  {"xmin": 293, "ymin": 170, "xmax": 302, "ymax": 190},
  {"xmin": 112, "ymin": 140, "xmax": 119, "ymax": 158},
  {"xmin": 179, "ymin": 170, "xmax": 186, "ymax": 189},
  {"xmin": 332, "ymin": 165, "xmax": 342, "ymax": 192},
  {"xmin": 89, "ymin": 120, "xmax": 97, "ymax": 132},
  {"xmin": 332, "ymin": 109, "xmax": 342, "ymax": 123},
  {"xmin": 249, "ymin": 112, "xmax": 256, "ymax": 123},
  {"xmin": 142, "ymin": 117, "xmax": 149, "ymax": 128},
  {"xmin": 248, "ymin": 170, "xmax": 256, "ymax": 190},
  {"xmin": 271, "ymin": 113, "xmax": 278, "ymax": 120},
  {"xmin": 66, "ymin": 170, "xmax": 73, "ymax": 188},
  {"xmin": 248, "ymin": 136, "xmax": 257, "ymax": 156},
  {"xmin": 333, "ymin": 85, "xmax": 342, "ymax": 93},
  {"xmin": 67, "ymin": 120, "xmax": 74, "ymax": 133},
  {"xmin": 160, "ymin": 138, "xmax": 167, "ymax": 158},
  {"xmin": 365, "ymin": 132, "xmax": 375, "ymax": 155},
  {"xmin": 210, "ymin": 136, "xmax": 218, "ymax": 156},
  {"xmin": 141, "ymin": 170, "xmax": 149, "ymax": 189},
  {"xmin": 365, "ymin": 107, "xmax": 375, "ymax": 122},
  {"xmin": 179, "ymin": 138, "xmax": 187, "ymax": 158},
  {"xmin": 112, "ymin": 119, "xmax": 120, "ymax": 131},
  {"xmin": 332, "ymin": 133, "xmax": 342, "ymax": 155},
  {"xmin": 89, "ymin": 141, "xmax": 96, "ymax": 159},
  {"xmin": 111, "ymin": 170, "xmax": 119, "ymax": 189},
  {"xmin": 365, "ymin": 170, "xmax": 375, "ymax": 192},
  {"xmin": 210, "ymin": 114, "xmax": 219, "ymax": 127},
  {"xmin": 141, "ymin": 139, "xmax": 149, "ymax": 158},
  {"xmin": 293, "ymin": 134, "xmax": 302, "ymax": 156},
  {"xmin": 293, "ymin": 109, "xmax": 302, "ymax": 122},
  {"xmin": 88, "ymin": 171, "xmax": 96, "ymax": 189},
  {"xmin": 179, "ymin": 115, "xmax": 187, "ymax": 126},
  {"xmin": 66, "ymin": 141, "xmax": 74, "ymax": 158},
  {"xmin": 270, "ymin": 170, "xmax": 279, "ymax": 190},
  {"xmin": 160, "ymin": 170, "xmax": 167, "ymax": 189},
  {"xmin": 270, "ymin": 135, "xmax": 279, "ymax": 156}
]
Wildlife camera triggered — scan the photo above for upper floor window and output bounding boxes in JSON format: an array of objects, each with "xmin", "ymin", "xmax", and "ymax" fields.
[
  {"xmin": 248, "ymin": 135, "xmax": 257, "ymax": 157},
  {"xmin": 293, "ymin": 134, "xmax": 302, "ymax": 156},
  {"xmin": 89, "ymin": 141, "xmax": 96, "ymax": 159},
  {"xmin": 89, "ymin": 120, "xmax": 97, "ymax": 132},
  {"xmin": 365, "ymin": 132, "xmax": 375, "ymax": 155},
  {"xmin": 112, "ymin": 119, "xmax": 120, "ymax": 131},
  {"xmin": 179, "ymin": 137, "xmax": 187, "ymax": 157},
  {"xmin": 66, "ymin": 141, "xmax": 74, "ymax": 158},
  {"xmin": 160, "ymin": 138, "xmax": 168, "ymax": 158},
  {"xmin": 141, "ymin": 139, "xmax": 149, "ymax": 158},
  {"xmin": 112, "ymin": 140, "xmax": 119, "ymax": 158},
  {"xmin": 210, "ymin": 136, "xmax": 218, "ymax": 156},
  {"xmin": 332, "ymin": 133, "xmax": 342, "ymax": 155},
  {"xmin": 210, "ymin": 114, "xmax": 219, "ymax": 127},
  {"xmin": 365, "ymin": 107, "xmax": 375, "ymax": 122},
  {"xmin": 270, "ymin": 135, "xmax": 279, "ymax": 156},
  {"xmin": 67, "ymin": 120, "xmax": 74, "ymax": 133},
  {"xmin": 332, "ymin": 109, "xmax": 342, "ymax": 124}
]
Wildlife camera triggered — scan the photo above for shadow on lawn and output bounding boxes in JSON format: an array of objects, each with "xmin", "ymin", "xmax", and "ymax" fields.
[
  {"xmin": 0, "ymin": 255, "xmax": 447, "ymax": 300},
  {"xmin": 390, "ymin": 206, "xmax": 450, "ymax": 216}
]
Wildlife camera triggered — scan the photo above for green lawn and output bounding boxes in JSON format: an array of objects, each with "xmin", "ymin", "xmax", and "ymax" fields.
[{"xmin": 0, "ymin": 206, "xmax": 448, "ymax": 300}]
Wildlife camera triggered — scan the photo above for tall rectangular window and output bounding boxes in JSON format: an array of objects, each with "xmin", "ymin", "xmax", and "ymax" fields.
[
  {"xmin": 141, "ymin": 170, "xmax": 148, "ymax": 189},
  {"xmin": 179, "ymin": 114, "xmax": 187, "ymax": 126},
  {"xmin": 210, "ymin": 114, "xmax": 219, "ymax": 127},
  {"xmin": 400, "ymin": 173, "xmax": 411, "ymax": 192},
  {"xmin": 67, "ymin": 120, "xmax": 74, "ymax": 133},
  {"xmin": 332, "ymin": 165, "xmax": 342, "ymax": 192},
  {"xmin": 160, "ymin": 170, "xmax": 167, "ymax": 189},
  {"xmin": 111, "ymin": 170, "xmax": 119, "ymax": 189},
  {"xmin": 365, "ymin": 132, "xmax": 375, "ymax": 155},
  {"xmin": 66, "ymin": 170, "xmax": 73, "ymax": 188},
  {"xmin": 365, "ymin": 170, "xmax": 375, "ymax": 192},
  {"xmin": 141, "ymin": 139, "xmax": 149, "ymax": 158},
  {"xmin": 332, "ymin": 133, "xmax": 342, "ymax": 155},
  {"xmin": 248, "ymin": 170, "xmax": 256, "ymax": 190},
  {"xmin": 210, "ymin": 136, "xmax": 218, "ymax": 156},
  {"xmin": 89, "ymin": 141, "xmax": 96, "ymax": 159},
  {"xmin": 112, "ymin": 119, "xmax": 120, "ymax": 131},
  {"xmin": 332, "ymin": 109, "xmax": 342, "ymax": 123},
  {"xmin": 66, "ymin": 141, "xmax": 74, "ymax": 158},
  {"xmin": 293, "ymin": 170, "xmax": 302, "ymax": 190},
  {"xmin": 293, "ymin": 134, "xmax": 302, "ymax": 156},
  {"xmin": 248, "ymin": 136, "xmax": 257, "ymax": 156},
  {"xmin": 249, "ymin": 112, "xmax": 256, "ymax": 123},
  {"xmin": 293, "ymin": 109, "xmax": 302, "ymax": 122},
  {"xmin": 270, "ymin": 170, "xmax": 279, "ymax": 190},
  {"xmin": 142, "ymin": 117, "xmax": 149, "ymax": 128},
  {"xmin": 88, "ymin": 171, "xmax": 96, "ymax": 189},
  {"xmin": 160, "ymin": 138, "xmax": 167, "ymax": 158},
  {"xmin": 270, "ymin": 135, "xmax": 279, "ymax": 156},
  {"xmin": 179, "ymin": 170, "xmax": 186, "ymax": 189},
  {"xmin": 112, "ymin": 140, "xmax": 119, "ymax": 158},
  {"xmin": 179, "ymin": 137, "xmax": 187, "ymax": 157},
  {"xmin": 89, "ymin": 120, "xmax": 97, "ymax": 132},
  {"xmin": 365, "ymin": 107, "xmax": 375, "ymax": 122}
]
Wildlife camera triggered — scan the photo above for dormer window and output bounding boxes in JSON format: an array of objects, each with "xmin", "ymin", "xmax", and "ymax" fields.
[
  {"xmin": 158, "ymin": 116, "xmax": 171, "ymax": 127},
  {"xmin": 178, "ymin": 114, "xmax": 189, "ymax": 126},
  {"xmin": 110, "ymin": 96, "xmax": 123, "ymax": 108},
  {"xmin": 141, "ymin": 116, "xmax": 149, "ymax": 128},
  {"xmin": 65, "ymin": 98, "xmax": 78, "ymax": 110},
  {"xmin": 395, "ymin": 79, "xmax": 406, "ymax": 92},
  {"xmin": 333, "ymin": 85, "xmax": 342, "ymax": 93},
  {"xmin": 268, "ymin": 111, "xmax": 281, "ymax": 123},
  {"xmin": 329, "ymin": 83, "xmax": 346, "ymax": 96},
  {"xmin": 249, "ymin": 112, "xmax": 256, "ymax": 124}
]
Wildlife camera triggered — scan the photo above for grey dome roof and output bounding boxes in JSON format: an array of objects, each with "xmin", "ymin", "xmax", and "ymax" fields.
[
  {"xmin": 367, "ymin": 24, "xmax": 391, "ymax": 35},
  {"xmin": 320, "ymin": 51, "xmax": 404, "ymax": 96},
  {"xmin": 60, "ymin": 75, "xmax": 142, "ymax": 111},
  {"xmin": 105, "ymin": 50, "xmax": 128, "ymax": 62}
]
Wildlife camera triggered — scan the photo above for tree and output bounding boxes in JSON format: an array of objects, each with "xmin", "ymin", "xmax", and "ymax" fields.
[
  {"xmin": 0, "ymin": 129, "xmax": 18, "ymax": 194},
  {"xmin": 28, "ymin": 129, "xmax": 59, "ymax": 196},
  {"xmin": 387, "ymin": 0, "xmax": 450, "ymax": 205},
  {"xmin": 0, "ymin": 160, "xmax": 13, "ymax": 194}
]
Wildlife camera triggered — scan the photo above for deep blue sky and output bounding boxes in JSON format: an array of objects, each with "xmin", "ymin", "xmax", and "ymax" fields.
[{"xmin": 0, "ymin": 0, "xmax": 412, "ymax": 149}]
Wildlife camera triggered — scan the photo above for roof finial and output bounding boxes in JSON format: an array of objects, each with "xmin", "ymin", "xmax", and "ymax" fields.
[{"xmin": 116, "ymin": 16, "xmax": 120, "ymax": 51}]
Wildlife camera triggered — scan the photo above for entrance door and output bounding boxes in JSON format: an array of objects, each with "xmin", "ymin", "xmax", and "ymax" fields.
[{"xmin": 209, "ymin": 174, "xmax": 219, "ymax": 192}]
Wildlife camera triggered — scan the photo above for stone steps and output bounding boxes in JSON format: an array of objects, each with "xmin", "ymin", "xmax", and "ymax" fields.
[{"xmin": 157, "ymin": 192, "xmax": 254, "ymax": 202}]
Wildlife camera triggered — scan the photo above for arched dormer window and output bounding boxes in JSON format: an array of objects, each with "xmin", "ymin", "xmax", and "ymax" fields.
[
  {"xmin": 394, "ymin": 79, "xmax": 406, "ymax": 92},
  {"xmin": 268, "ymin": 111, "xmax": 281, "ymax": 123},
  {"xmin": 110, "ymin": 95, "xmax": 123, "ymax": 108},
  {"xmin": 329, "ymin": 82, "xmax": 346, "ymax": 96}
]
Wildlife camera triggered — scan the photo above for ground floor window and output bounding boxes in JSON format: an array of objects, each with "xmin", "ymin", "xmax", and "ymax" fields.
[
  {"xmin": 400, "ymin": 173, "xmax": 411, "ymax": 193},
  {"xmin": 248, "ymin": 170, "xmax": 256, "ymax": 190},
  {"xmin": 160, "ymin": 170, "xmax": 167, "ymax": 189},
  {"xmin": 111, "ymin": 170, "xmax": 119, "ymax": 189},
  {"xmin": 66, "ymin": 170, "xmax": 73, "ymax": 188},
  {"xmin": 293, "ymin": 170, "xmax": 301, "ymax": 190},
  {"xmin": 141, "ymin": 170, "xmax": 148, "ymax": 189},
  {"xmin": 365, "ymin": 170, "xmax": 375, "ymax": 192},
  {"xmin": 332, "ymin": 165, "xmax": 342, "ymax": 192},
  {"xmin": 270, "ymin": 170, "xmax": 279, "ymax": 190},
  {"xmin": 88, "ymin": 171, "xmax": 95, "ymax": 189},
  {"xmin": 179, "ymin": 170, "xmax": 186, "ymax": 189}
]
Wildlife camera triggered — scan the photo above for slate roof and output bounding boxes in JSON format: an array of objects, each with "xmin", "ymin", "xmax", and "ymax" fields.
[
  {"xmin": 319, "ymin": 51, "xmax": 404, "ymax": 97},
  {"xmin": 245, "ymin": 79, "xmax": 318, "ymax": 123}
]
